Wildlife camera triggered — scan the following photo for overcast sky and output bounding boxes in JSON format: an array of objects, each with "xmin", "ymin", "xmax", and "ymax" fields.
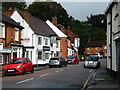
[
  {"xmin": 26, "ymin": 0, "xmax": 110, "ymax": 21},
  {"xmin": 60, "ymin": 2, "xmax": 109, "ymax": 21}
]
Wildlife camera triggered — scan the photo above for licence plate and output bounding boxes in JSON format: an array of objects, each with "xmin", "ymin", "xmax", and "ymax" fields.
[
  {"xmin": 89, "ymin": 61, "xmax": 93, "ymax": 63},
  {"xmin": 8, "ymin": 69, "xmax": 14, "ymax": 72},
  {"xmin": 68, "ymin": 61, "xmax": 71, "ymax": 63},
  {"xmin": 52, "ymin": 61, "xmax": 56, "ymax": 63}
]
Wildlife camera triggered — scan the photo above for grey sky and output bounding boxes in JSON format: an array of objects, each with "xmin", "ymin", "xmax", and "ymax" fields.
[
  {"xmin": 60, "ymin": 2, "xmax": 109, "ymax": 21},
  {"xmin": 26, "ymin": 0, "xmax": 110, "ymax": 21}
]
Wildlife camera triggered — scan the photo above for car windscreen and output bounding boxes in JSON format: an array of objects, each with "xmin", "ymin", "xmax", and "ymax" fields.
[
  {"xmin": 86, "ymin": 57, "xmax": 98, "ymax": 61},
  {"xmin": 67, "ymin": 56, "xmax": 74, "ymax": 59},
  {"xmin": 50, "ymin": 58, "xmax": 59, "ymax": 60},
  {"xmin": 9, "ymin": 59, "xmax": 23, "ymax": 64}
]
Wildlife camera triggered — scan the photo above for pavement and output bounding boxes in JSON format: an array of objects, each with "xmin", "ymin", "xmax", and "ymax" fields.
[
  {"xmin": 0, "ymin": 65, "xmax": 49, "ymax": 77},
  {"xmin": 86, "ymin": 59, "xmax": 120, "ymax": 90}
]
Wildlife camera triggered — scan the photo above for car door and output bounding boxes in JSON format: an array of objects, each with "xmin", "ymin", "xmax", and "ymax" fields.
[
  {"xmin": 26, "ymin": 58, "xmax": 32, "ymax": 71},
  {"xmin": 23, "ymin": 59, "xmax": 29, "ymax": 72}
]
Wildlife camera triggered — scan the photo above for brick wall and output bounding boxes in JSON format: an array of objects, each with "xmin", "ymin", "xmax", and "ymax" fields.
[
  {"xmin": 60, "ymin": 37, "xmax": 67, "ymax": 58},
  {"xmin": 85, "ymin": 45, "xmax": 107, "ymax": 57}
]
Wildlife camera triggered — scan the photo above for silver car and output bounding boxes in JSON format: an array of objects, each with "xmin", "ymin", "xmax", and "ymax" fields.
[
  {"xmin": 84, "ymin": 56, "xmax": 100, "ymax": 68},
  {"xmin": 49, "ymin": 57, "xmax": 67, "ymax": 68}
]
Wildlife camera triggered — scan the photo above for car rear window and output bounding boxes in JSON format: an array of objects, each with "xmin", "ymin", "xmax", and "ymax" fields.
[
  {"xmin": 86, "ymin": 57, "xmax": 98, "ymax": 61},
  {"xmin": 67, "ymin": 56, "xmax": 74, "ymax": 59},
  {"xmin": 50, "ymin": 58, "xmax": 59, "ymax": 60}
]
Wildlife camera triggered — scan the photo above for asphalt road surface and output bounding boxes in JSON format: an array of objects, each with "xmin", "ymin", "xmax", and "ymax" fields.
[{"xmin": 2, "ymin": 59, "xmax": 105, "ymax": 90}]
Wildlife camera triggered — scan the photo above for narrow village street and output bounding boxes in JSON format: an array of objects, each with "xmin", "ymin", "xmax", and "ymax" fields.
[{"xmin": 2, "ymin": 59, "xmax": 106, "ymax": 89}]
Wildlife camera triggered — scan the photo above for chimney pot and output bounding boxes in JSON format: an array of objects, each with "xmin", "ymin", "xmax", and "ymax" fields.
[{"xmin": 24, "ymin": 6, "xmax": 27, "ymax": 10}]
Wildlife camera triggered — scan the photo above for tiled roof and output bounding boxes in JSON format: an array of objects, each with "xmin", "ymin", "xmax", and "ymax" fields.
[
  {"xmin": 15, "ymin": 8, "xmax": 57, "ymax": 37},
  {"xmin": 62, "ymin": 29, "xmax": 79, "ymax": 43},
  {"xmin": 86, "ymin": 41, "xmax": 106, "ymax": 47},
  {"xmin": 1, "ymin": 13, "xmax": 23, "ymax": 29}
]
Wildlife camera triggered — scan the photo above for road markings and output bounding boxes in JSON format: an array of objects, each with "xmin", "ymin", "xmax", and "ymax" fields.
[
  {"xmin": 17, "ymin": 78, "xmax": 34, "ymax": 84},
  {"xmin": 82, "ymin": 70, "xmax": 95, "ymax": 90},
  {"xmin": 40, "ymin": 73, "xmax": 52, "ymax": 77},
  {"xmin": 89, "ymin": 69, "xmax": 93, "ymax": 72},
  {"xmin": 55, "ymin": 69, "xmax": 64, "ymax": 73}
]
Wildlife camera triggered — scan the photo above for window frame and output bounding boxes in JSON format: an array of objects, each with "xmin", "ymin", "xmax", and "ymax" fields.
[
  {"xmin": 38, "ymin": 37, "xmax": 42, "ymax": 45},
  {"xmin": 0, "ymin": 23, "xmax": 5, "ymax": 39},
  {"xmin": 38, "ymin": 51, "xmax": 42, "ymax": 60},
  {"xmin": 15, "ymin": 27, "xmax": 19, "ymax": 41},
  {"xmin": 0, "ymin": 54, "xmax": 3, "ymax": 65}
]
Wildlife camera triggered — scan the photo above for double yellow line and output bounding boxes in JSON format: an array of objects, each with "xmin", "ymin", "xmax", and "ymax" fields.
[{"xmin": 81, "ymin": 70, "xmax": 95, "ymax": 90}]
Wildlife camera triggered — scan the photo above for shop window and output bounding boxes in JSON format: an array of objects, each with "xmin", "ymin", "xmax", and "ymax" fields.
[
  {"xmin": 38, "ymin": 52, "xmax": 42, "ymax": 59},
  {"xmin": 26, "ymin": 51, "xmax": 29, "ymax": 58},
  {"xmin": 45, "ymin": 53, "xmax": 49, "ymax": 59}
]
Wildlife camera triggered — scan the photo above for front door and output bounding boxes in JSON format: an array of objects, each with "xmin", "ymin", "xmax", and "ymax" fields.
[
  {"xmin": 13, "ymin": 52, "xmax": 17, "ymax": 58},
  {"xmin": 116, "ymin": 39, "xmax": 120, "ymax": 72}
]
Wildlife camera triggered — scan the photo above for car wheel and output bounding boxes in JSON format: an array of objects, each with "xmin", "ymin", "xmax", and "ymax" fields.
[
  {"xmin": 77, "ymin": 62, "xmax": 79, "ymax": 64},
  {"xmin": 65, "ymin": 64, "xmax": 67, "ymax": 67},
  {"xmin": 84, "ymin": 64, "xmax": 86, "ymax": 68},
  {"xmin": 31, "ymin": 66, "xmax": 34, "ymax": 73},
  {"xmin": 49, "ymin": 65, "xmax": 52, "ymax": 68},
  {"xmin": 22, "ymin": 68, "xmax": 26, "ymax": 75}
]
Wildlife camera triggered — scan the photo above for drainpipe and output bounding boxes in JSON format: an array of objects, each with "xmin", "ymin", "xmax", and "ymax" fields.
[{"xmin": 110, "ymin": 8, "xmax": 112, "ymax": 70}]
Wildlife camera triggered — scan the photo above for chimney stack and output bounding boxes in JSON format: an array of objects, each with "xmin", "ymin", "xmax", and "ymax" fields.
[
  {"xmin": 24, "ymin": 6, "xmax": 29, "ymax": 23},
  {"xmin": 67, "ymin": 26, "xmax": 71, "ymax": 36},
  {"xmin": 5, "ymin": 7, "xmax": 13, "ymax": 16},
  {"xmin": 52, "ymin": 15, "xmax": 57, "ymax": 26},
  {"xmin": 88, "ymin": 37, "xmax": 91, "ymax": 42}
]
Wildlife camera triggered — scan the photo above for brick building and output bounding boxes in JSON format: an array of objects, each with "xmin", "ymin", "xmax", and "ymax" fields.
[
  {"xmin": 85, "ymin": 41, "xmax": 106, "ymax": 57},
  {"xmin": 0, "ymin": 13, "xmax": 23, "ymax": 66}
]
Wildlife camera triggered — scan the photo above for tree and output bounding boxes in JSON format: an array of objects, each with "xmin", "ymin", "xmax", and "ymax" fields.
[
  {"xmin": 2, "ymin": 2, "xmax": 27, "ymax": 12},
  {"xmin": 28, "ymin": 2, "xmax": 71, "ymax": 28}
]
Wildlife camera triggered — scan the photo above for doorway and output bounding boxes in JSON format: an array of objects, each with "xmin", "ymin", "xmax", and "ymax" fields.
[
  {"xmin": 116, "ymin": 39, "xmax": 120, "ymax": 72},
  {"xmin": 13, "ymin": 52, "xmax": 17, "ymax": 58}
]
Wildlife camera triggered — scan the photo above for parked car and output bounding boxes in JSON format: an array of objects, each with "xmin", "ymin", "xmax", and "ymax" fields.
[
  {"xmin": 84, "ymin": 56, "xmax": 100, "ymax": 68},
  {"xmin": 67, "ymin": 55, "xmax": 79, "ymax": 64},
  {"xmin": 80, "ymin": 56, "xmax": 86, "ymax": 61},
  {"xmin": 90, "ymin": 53, "xmax": 103, "ymax": 58},
  {"xmin": 4, "ymin": 58, "xmax": 34, "ymax": 75},
  {"xmin": 49, "ymin": 57, "xmax": 67, "ymax": 68}
]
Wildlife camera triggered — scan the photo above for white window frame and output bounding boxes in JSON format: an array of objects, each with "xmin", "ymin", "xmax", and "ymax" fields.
[
  {"xmin": 87, "ymin": 48, "xmax": 91, "ymax": 50},
  {"xmin": 38, "ymin": 51, "xmax": 42, "ymax": 60},
  {"xmin": 45, "ymin": 38, "xmax": 48, "ymax": 45},
  {"xmin": 15, "ymin": 27, "xmax": 19, "ymax": 41},
  {"xmin": 38, "ymin": 37, "xmax": 42, "ymax": 45},
  {"xmin": 56, "ymin": 40, "xmax": 59, "ymax": 48},
  {"xmin": 0, "ymin": 23, "xmax": 5, "ymax": 39},
  {"xmin": 0, "ymin": 54, "xmax": 3, "ymax": 64},
  {"xmin": 96, "ymin": 47, "xmax": 100, "ymax": 50}
]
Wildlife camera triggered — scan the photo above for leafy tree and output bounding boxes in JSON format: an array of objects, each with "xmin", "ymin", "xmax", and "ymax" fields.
[
  {"xmin": 2, "ymin": 2, "xmax": 27, "ymax": 12},
  {"xmin": 28, "ymin": 2, "xmax": 71, "ymax": 28}
]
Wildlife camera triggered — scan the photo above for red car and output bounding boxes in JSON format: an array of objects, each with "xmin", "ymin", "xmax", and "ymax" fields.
[
  {"xmin": 67, "ymin": 55, "xmax": 79, "ymax": 64},
  {"xmin": 4, "ymin": 58, "xmax": 34, "ymax": 75}
]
